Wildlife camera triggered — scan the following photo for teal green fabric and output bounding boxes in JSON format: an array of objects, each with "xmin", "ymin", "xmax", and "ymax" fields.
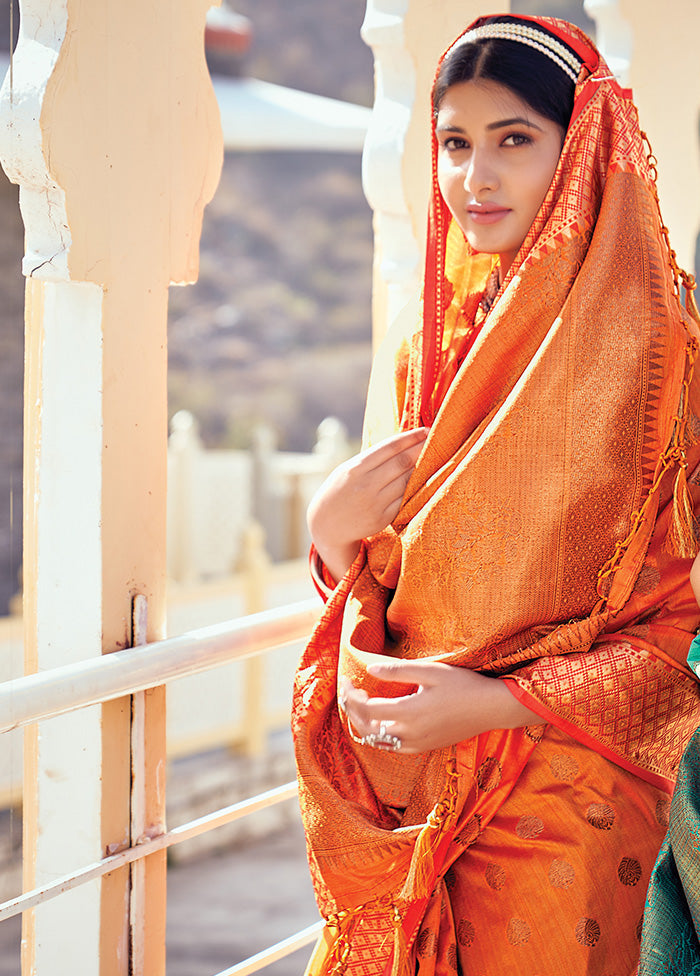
[
  {"xmin": 688, "ymin": 633, "xmax": 700, "ymax": 677},
  {"xmin": 639, "ymin": 729, "xmax": 700, "ymax": 975}
]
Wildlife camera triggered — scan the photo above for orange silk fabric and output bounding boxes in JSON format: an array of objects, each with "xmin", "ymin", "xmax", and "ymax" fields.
[{"xmin": 293, "ymin": 16, "xmax": 700, "ymax": 976}]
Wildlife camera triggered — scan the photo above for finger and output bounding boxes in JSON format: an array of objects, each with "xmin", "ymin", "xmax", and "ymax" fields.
[
  {"xmin": 344, "ymin": 691, "xmax": 412, "ymax": 732},
  {"xmin": 367, "ymin": 660, "xmax": 441, "ymax": 686},
  {"xmin": 359, "ymin": 699, "xmax": 416, "ymax": 729},
  {"xmin": 373, "ymin": 439, "xmax": 428, "ymax": 488},
  {"xmin": 363, "ymin": 427, "xmax": 429, "ymax": 473},
  {"xmin": 341, "ymin": 679, "xmax": 368, "ymax": 705},
  {"xmin": 344, "ymin": 434, "xmax": 426, "ymax": 509},
  {"xmin": 373, "ymin": 451, "xmax": 425, "ymax": 518},
  {"xmin": 341, "ymin": 683, "xmax": 371, "ymax": 724},
  {"xmin": 378, "ymin": 461, "xmax": 418, "ymax": 500},
  {"xmin": 342, "ymin": 694, "xmax": 376, "ymax": 741},
  {"xmin": 375, "ymin": 482, "xmax": 411, "ymax": 525}
]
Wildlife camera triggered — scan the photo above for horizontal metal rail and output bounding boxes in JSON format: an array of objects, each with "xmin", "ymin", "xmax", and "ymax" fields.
[
  {"xmin": 0, "ymin": 597, "xmax": 322, "ymax": 734},
  {"xmin": 0, "ymin": 777, "xmax": 325, "ymax": 974},
  {"xmin": 0, "ymin": 597, "xmax": 326, "ymax": 974},
  {"xmin": 215, "ymin": 922, "xmax": 324, "ymax": 976},
  {"xmin": 0, "ymin": 782, "xmax": 301, "ymax": 923}
]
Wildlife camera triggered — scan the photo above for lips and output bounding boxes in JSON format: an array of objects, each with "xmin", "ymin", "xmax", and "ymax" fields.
[{"xmin": 467, "ymin": 203, "xmax": 511, "ymax": 224}]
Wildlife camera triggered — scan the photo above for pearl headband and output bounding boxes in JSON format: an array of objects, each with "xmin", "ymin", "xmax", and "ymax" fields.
[{"xmin": 452, "ymin": 23, "xmax": 582, "ymax": 84}]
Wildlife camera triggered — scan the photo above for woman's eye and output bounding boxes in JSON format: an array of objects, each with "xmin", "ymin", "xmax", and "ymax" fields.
[
  {"xmin": 441, "ymin": 136, "xmax": 468, "ymax": 152},
  {"xmin": 503, "ymin": 132, "xmax": 532, "ymax": 147}
]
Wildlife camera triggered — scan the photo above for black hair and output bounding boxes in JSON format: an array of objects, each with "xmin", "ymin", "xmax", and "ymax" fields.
[{"xmin": 432, "ymin": 16, "xmax": 578, "ymax": 132}]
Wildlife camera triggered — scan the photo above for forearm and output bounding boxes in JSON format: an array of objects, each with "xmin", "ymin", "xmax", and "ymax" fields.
[
  {"xmin": 448, "ymin": 670, "xmax": 543, "ymax": 740},
  {"xmin": 494, "ymin": 677, "xmax": 543, "ymax": 730}
]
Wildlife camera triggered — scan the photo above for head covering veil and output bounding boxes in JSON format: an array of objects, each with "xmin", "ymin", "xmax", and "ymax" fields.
[{"xmin": 293, "ymin": 15, "xmax": 700, "ymax": 975}]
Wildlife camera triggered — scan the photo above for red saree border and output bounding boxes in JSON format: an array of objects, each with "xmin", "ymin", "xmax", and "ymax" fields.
[{"xmin": 504, "ymin": 678, "xmax": 675, "ymax": 793}]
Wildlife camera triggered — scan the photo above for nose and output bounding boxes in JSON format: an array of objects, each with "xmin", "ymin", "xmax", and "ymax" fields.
[{"xmin": 463, "ymin": 148, "xmax": 498, "ymax": 196}]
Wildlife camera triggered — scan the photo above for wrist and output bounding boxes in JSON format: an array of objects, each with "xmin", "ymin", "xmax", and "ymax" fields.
[
  {"xmin": 498, "ymin": 678, "xmax": 543, "ymax": 729},
  {"xmin": 314, "ymin": 540, "xmax": 361, "ymax": 583}
]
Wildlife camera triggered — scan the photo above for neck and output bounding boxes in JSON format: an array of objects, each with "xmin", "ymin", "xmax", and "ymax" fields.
[{"xmin": 498, "ymin": 254, "xmax": 512, "ymax": 281}]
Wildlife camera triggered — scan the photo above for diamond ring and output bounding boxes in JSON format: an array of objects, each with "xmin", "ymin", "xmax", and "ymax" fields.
[
  {"xmin": 346, "ymin": 718, "xmax": 402, "ymax": 752},
  {"xmin": 365, "ymin": 721, "xmax": 402, "ymax": 752}
]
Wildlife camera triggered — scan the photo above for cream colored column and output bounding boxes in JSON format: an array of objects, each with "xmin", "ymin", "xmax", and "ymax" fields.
[
  {"xmin": 361, "ymin": 0, "xmax": 509, "ymax": 346},
  {"xmin": 583, "ymin": 0, "xmax": 632, "ymax": 83},
  {"xmin": 614, "ymin": 0, "xmax": 700, "ymax": 274},
  {"xmin": 0, "ymin": 2, "xmax": 222, "ymax": 975}
]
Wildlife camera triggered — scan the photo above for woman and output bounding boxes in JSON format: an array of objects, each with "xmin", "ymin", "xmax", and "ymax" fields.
[{"xmin": 293, "ymin": 14, "xmax": 700, "ymax": 975}]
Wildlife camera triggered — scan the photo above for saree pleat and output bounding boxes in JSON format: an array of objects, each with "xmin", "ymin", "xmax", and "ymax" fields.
[{"xmin": 293, "ymin": 16, "xmax": 700, "ymax": 976}]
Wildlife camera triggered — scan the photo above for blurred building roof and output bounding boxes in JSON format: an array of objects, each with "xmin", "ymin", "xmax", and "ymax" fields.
[{"xmin": 205, "ymin": 7, "xmax": 252, "ymax": 56}]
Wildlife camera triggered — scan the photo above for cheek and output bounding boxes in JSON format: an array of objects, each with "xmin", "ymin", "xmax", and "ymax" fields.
[
  {"xmin": 437, "ymin": 162, "xmax": 462, "ymax": 212},
  {"xmin": 436, "ymin": 161, "xmax": 452, "ymax": 201},
  {"xmin": 534, "ymin": 149, "xmax": 562, "ymax": 205},
  {"xmin": 522, "ymin": 161, "xmax": 559, "ymax": 219},
  {"xmin": 437, "ymin": 153, "xmax": 459, "ymax": 196}
]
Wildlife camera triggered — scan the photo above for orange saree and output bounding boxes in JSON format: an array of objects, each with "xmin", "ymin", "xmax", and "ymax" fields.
[{"xmin": 293, "ymin": 16, "xmax": 700, "ymax": 976}]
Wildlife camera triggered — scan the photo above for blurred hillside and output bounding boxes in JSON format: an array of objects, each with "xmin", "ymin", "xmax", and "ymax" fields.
[{"xmin": 167, "ymin": 0, "xmax": 375, "ymax": 452}]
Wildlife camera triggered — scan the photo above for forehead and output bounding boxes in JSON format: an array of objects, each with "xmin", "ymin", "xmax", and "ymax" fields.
[{"xmin": 435, "ymin": 79, "xmax": 538, "ymax": 126}]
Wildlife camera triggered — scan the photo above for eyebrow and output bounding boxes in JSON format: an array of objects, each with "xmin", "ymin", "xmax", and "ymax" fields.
[
  {"xmin": 436, "ymin": 116, "xmax": 544, "ymax": 133},
  {"xmin": 488, "ymin": 116, "xmax": 543, "ymax": 131}
]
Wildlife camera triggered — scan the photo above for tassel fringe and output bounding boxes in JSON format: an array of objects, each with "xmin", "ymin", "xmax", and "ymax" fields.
[
  {"xmin": 390, "ymin": 905, "xmax": 412, "ymax": 976},
  {"xmin": 322, "ymin": 899, "xmax": 414, "ymax": 976},
  {"xmin": 666, "ymin": 336, "xmax": 699, "ymax": 559},
  {"xmin": 399, "ymin": 750, "xmax": 460, "ymax": 903},
  {"xmin": 597, "ymin": 334, "xmax": 699, "ymax": 604},
  {"xmin": 668, "ymin": 463, "xmax": 697, "ymax": 558},
  {"xmin": 682, "ymin": 270, "xmax": 700, "ymax": 328},
  {"xmin": 322, "ymin": 753, "xmax": 461, "ymax": 975},
  {"xmin": 321, "ymin": 909, "xmax": 362, "ymax": 976},
  {"xmin": 686, "ymin": 282, "xmax": 700, "ymax": 327}
]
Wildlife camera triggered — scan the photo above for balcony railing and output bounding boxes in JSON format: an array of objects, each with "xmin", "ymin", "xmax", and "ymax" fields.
[{"xmin": 0, "ymin": 598, "xmax": 324, "ymax": 975}]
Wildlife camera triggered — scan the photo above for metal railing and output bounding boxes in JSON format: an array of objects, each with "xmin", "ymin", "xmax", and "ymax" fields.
[{"xmin": 0, "ymin": 597, "xmax": 325, "ymax": 975}]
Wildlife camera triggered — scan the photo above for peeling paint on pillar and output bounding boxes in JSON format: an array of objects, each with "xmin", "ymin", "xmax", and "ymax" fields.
[{"xmin": 0, "ymin": 0, "xmax": 71, "ymax": 279}]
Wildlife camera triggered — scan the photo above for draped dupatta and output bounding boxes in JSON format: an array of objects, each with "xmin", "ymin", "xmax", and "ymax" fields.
[{"xmin": 293, "ymin": 16, "xmax": 700, "ymax": 975}]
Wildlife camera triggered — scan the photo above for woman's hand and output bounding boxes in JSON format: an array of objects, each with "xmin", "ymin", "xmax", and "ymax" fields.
[
  {"xmin": 341, "ymin": 659, "xmax": 542, "ymax": 754},
  {"xmin": 307, "ymin": 427, "xmax": 429, "ymax": 583}
]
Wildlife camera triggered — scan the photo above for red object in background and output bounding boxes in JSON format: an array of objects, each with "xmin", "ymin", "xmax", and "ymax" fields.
[{"xmin": 205, "ymin": 8, "xmax": 253, "ymax": 55}]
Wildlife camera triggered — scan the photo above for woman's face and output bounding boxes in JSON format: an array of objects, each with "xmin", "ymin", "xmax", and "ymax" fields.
[{"xmin": 435, "ymin": 79, "xmax": 564, "ymax": 277}]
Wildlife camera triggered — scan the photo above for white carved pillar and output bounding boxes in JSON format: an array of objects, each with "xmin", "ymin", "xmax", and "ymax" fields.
[
  {"xmin": 361, "ymin": 2, "xmax": 418, "ymax": 346},
  {"xmin": 361, "ymin": 0, "xmax": 509, "ymax": 346},
  {"xmin": 0, "ymin": 1, "xmax": 222, "ymax": 974},
  {"xmin": 615, "ymin": 0, "xmax": 700, "ymax": 277},
  {"xmin": 583, "ymin": 0, "xmax": 632, "ymax": 85},
  {"xmin": 168, "ymin": 411, "xmax": 202, "ymax": 585}
]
